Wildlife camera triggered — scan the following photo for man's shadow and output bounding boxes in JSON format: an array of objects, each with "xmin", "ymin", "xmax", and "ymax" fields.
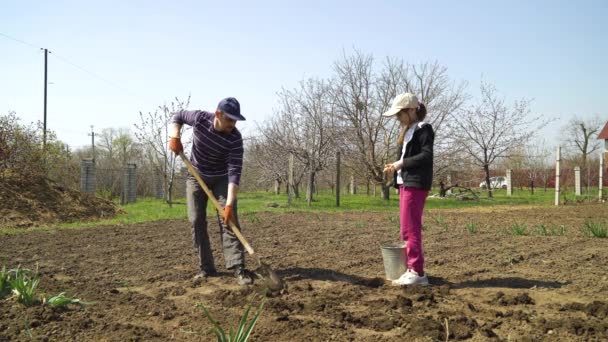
[
  {"xmin": 276, "ymin": 267, "xmax": 567, "ymax": 289},
  {"xmin": 276, "ymin": 267, "xmax": 385, "ymax": 288}
]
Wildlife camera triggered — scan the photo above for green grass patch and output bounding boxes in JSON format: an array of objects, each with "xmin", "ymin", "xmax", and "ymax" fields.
[{"xmin": 0, "ymin": 187, "xmax": 598, "ymax": 235}]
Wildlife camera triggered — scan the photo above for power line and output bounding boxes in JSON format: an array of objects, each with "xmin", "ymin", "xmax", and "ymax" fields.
[
  {"xmin": 0, "ymin": 32, "xmax": 41, "ymax": 50},
  {"xmin": 50, "ymin": 52, "xmax": 146, "ymax": 100},
  {"xmin": 1, "ymin": 31, "xmax": 147, "ymax": 101}
]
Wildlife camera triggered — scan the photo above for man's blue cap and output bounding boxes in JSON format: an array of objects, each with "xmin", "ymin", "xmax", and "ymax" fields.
[{"xmin": 217, "ymin": 97, "xmax": 246, "ymax": 121}]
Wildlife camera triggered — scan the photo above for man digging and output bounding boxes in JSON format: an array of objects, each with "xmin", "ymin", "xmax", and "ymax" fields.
[{"xmin": 169, "ymin": 97, "xmax": 253, "ymax": 285}]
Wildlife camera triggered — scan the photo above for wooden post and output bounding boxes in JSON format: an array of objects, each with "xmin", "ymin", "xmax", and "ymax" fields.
[
  {"xmin": 288, "ymin": 153, "xmax": 294, "ymax": 206},
  {"xmin": 506, "ymin": 169, "xmax": 512, "ymax": 196},
  {"xmin": 555, "ymin": 146, "xmax": 561, "ymax": 206},
  {"xmin": 336, "ymin": 151, "xmax": 340, "ymax": 207},
  {"xmin": 574, "ymin": 166, "xmax": 581, "ymax": 196}
]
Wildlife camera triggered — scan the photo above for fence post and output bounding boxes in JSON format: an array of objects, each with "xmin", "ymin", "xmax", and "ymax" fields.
[
  {"xmin": 506, "ymin": 169, "xmax": 512, "ymax": 196},
  {"xmin": 122, "ymin": 163, "xmax": 137, "ymax": 204},
  {"xmin": 600, "ymin": 153, "xmax": 604, "ymax": 202},
  {"xmin": 555, "ymin": 146, "xmax": 561, "ymax": 206},
  {"xmin": 288, "ymin": 153, "xmax": 294, "ymax": 206},
  {"xmin": 574, "ymin": 166, "xmax": 581, "ymax": 196},
  {"xmin": 336, "ymin": 151, "xmax": 340, "ymax": 207},
  {"xmin": 446, "ymin": 173, "xmax": 452, "ymax": 195},
  {"xmin": 80, "ymin": 159, "xmax": 96, "ymax": 194}
]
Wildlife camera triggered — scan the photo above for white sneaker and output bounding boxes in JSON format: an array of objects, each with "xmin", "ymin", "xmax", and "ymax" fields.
[{"xmin": 392, "ymin": 269, "xmax": 429, "ymax": 286}]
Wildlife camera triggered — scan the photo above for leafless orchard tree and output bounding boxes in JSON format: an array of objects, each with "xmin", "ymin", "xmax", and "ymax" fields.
[
  {"xmin": 244, "ymin": 135, "xmax": 306, "ymax": 196},
  {"xmin": 523, "ymin": 140, "xmax": 553, "ymax": 193},
  {"xmin": 331, "ymin": 50, "xmax": 396, "ymax": 200},
  {"xmin": 258, "ymin": 78, "xmax": 337, "ymax": 205},
  {"xmin": 451, "ymin": 81, "xmax": 549, "ymax": 197},
  {"xmin": 134, "ymin": 96, "xmax": 191, "ymax": 206},
  {"xmin": 562, "ymin": 115, "xmax": 602, "ymax": 170},
  {"xmin": 331, "ymin": 51, "xmax": 468, "ymax": 199},
  {"xmin": 405, "ymin": 62, "xmax": 469, "ymax": 178}
]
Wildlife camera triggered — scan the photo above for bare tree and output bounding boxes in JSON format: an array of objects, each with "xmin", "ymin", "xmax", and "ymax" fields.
[
  {"xmin": 452, "ymin": 81, "xmax": 549, "ymax": 197},
  {"xmin": 134, "ymin": 96, "xmax": 190, "ymax": 206},
  {"xmin": 258, "ymin": 78, "xmax": 337, "ymax": 205},
  {"xmin": 407, "ymin": 62, "xmax": 469, "ymax": 177},
  {"xmin": 563, "ymin": 115, "xmax": 602, "ymax": 168},
  {"xmin": 245, "ymin": 136, "xmax": 289, "ymax": 194},
  {"xmin": 522, "ymin": 140, "xmax": 552, "ymax": 194},
  {"xmin": 332, "ymin": 50, "xmax": 395, "ymax": 199},
  {"xmin": 331, "ymin": 51, "xmax": 468, "ymax": 199}
]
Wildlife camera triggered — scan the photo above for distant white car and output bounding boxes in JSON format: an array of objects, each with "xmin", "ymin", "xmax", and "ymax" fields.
[{"xmin": 480, "ymin": 176, "xmax": 508, "ymax": 189}]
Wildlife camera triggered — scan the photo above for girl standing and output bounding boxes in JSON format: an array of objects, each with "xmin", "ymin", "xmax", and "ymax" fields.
[{"xmin": 383, "ymin": 93, "xmax": 434, "ymax": 286}]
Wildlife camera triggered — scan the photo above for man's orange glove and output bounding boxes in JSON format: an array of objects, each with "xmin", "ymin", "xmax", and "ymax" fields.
[
  {"xmin": 169, "ymin": 137, "xmax": 183, "ymax": 154},
  {"xmin": 223, "ymin": 204, "xmax": 234, "ymax": 225}
]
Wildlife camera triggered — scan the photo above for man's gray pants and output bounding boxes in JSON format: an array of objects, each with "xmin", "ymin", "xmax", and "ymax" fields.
[{"xmin": 186, "ymin": 175, "xmax": 244, "ymax": 271}]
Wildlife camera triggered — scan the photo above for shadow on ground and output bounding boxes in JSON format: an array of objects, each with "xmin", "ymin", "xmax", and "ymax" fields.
[{"xmin": 277, "ymin": 267, "xmax": 385, "ymax": 288}]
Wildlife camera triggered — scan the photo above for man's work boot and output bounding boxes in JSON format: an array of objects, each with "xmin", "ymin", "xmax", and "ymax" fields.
[
  {"xmin": 193, "ymin": 268, "xmax": 218, "ymax": 281},
  {"xmin": 232, "ymin": 265, "xmax": 253, "ymax": 285}
]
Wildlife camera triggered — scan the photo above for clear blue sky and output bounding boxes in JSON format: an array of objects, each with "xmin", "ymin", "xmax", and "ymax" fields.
[{"xmin": 1, "ymin": 0, "xmax": 606, "ymax": 150}]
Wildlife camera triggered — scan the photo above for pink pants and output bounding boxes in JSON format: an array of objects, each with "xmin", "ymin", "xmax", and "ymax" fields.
[{"xmin": 399, "ymin": 186, "xmax": 428, "ymax": 275}]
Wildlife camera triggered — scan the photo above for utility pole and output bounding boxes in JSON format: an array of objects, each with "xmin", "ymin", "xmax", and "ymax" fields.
[
  {"xmin": 88, "ymin": 125, "xmax": 96, "ymax": 162},
  {"xmin": 43, "ymin": 48, "xmax": 48, "ymax": 149}
]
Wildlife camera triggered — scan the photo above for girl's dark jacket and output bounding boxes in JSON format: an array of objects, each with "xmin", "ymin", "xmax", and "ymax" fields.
[{"xmin": 393, "ymin": 123, "xmax": 435, "ymax": 191}]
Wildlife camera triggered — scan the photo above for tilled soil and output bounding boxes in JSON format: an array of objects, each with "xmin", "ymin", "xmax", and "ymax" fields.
[{"xmin": 1, "ymin": 203, "xmax": 607, "ymax": 341}]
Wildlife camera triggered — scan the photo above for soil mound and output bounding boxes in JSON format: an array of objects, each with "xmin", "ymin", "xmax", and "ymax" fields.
[{"xmin": 0, "ymin": 173, "xmax": 121, "ymax": 228}]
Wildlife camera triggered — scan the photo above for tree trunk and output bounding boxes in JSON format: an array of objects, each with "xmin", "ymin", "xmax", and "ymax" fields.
[
  {"xmin": 165, "ymin": 156, "xmax": 176, "ymax": 207},
  {"xmin": 274, "ymin": 179, "xmax": 281, "ymax": 195},
  {"xmin": 306, "ymin": 171, "xmax": 315, "ymax": 206},
  {"xmin": 529, "ymin": 179, "xmax": 534, "ymax": 195},
  {"xmin": 381, "ymin": 183, "xmax": 391, "ymax": 200},
  {"xmin": 484, "ymin": 164, "xmax": 493, "ymax": 198}
]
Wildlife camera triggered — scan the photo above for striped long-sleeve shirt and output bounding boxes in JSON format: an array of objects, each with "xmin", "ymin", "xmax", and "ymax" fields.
[{"xmin": 172, "ymin": 110, "xmax": 244, "ymax": 185}]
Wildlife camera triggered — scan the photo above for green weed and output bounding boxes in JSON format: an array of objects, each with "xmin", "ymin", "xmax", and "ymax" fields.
[
  {"xmin": 510, "ymin": 223, "xmax": 528, "ymax": 236},
  {"xmin": 550, "ymin": 225, "xmax": 567, "ymax": 236},
  {"xmin": 9, "ymin": 266, "xmax": 40, "ymax": 306},
  {"xmin": 466, "ymin": 222, "xmax": 477, "ymax": 234},
  {"xmin": 534, "ymin": 224, "xmax": 548, "ymax": 236},
  {"xmin": 44, "ymin": 292, "xmax": 89, "ymax": 308},
  {"xmin": 582, "ymin": 220, "xmax": 607, "ymax": 238},
  {"xmin": 197, "ymin": 294, "xmax": 266, "ymax": 342},
  {"xmin": 0, "ymin": 261, "xmax": 12, "ymax": 299},
  {"xmin": 433, "ymin": 215, "xmax": 449, "ymax": 231}
]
